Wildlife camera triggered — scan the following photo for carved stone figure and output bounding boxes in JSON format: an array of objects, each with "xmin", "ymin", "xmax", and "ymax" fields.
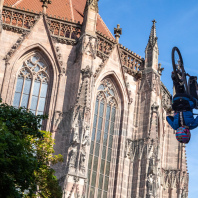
[
  {"xmin": 69, "ymin": 148, "xmax": 78, "ymax": 169},
  {"xmin": 70, "ymin": 125, "xmax": 80, "ymax": 146},
  {"xmin": 79, "ymin": 150, "xmax": 86, "ymax": 173},
  {"xmin": 147, "ymin": 174, "xmax": 154, "ymax": 195}
]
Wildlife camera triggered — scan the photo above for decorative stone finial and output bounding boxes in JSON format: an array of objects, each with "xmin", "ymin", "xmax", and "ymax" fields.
[
  {"xmin": 152, "ymin": 19, "xmax": 156, "ymax": 25},
  {"xmin": 40, "ymin": 0, "xmax": 52, "ymax": 14},
  {"xmin": 114, "ymin": 24, "xmax": 122, "ymax": 43}
]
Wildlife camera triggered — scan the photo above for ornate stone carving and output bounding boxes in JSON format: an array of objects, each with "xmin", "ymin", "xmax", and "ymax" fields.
[
  {"xmin": 120, "ymin": 45, "xmax": 143, "ymax": 78},
  {"xmin": 146, "ymin": 173, "xmax": 154, "ymax": 196},
  {"xmin": 125, "ymin": 138, "xmax": 157, "ymax": 162},
  {"xmin": 68, "ymin": 125, "xmax": 80, "ymax": 171},
  {"xmin": 81, "ymin": 65, "xmax": 92, "ymax": 79},
  {"xmin": 97, "ymin": 79, "xmax": 117, "ymax": 107},
  {"xmin": 125, "ymin": 139, "xmax": 136, "ymax": 162},
  {"xmin": 70, "ymin": 124, "xmax": 80, "ymax": 146},
  {"xmin": 55, "ymin": 46, "xmax": 66, "ymax": 74},
  {"xmin": 47, "ymin": 18, "xmax": 81, "ymax": 42},
  {"xmin": 82, "ymin": 35, "xmax": 97, "ymax": 58},
  {"xmin": 152, "ymin": 73, "xmax": 160, "ymax": 95},
  {"xmin": 162, "ymin": 169, "xmax": 188, "ymax": 193},
  {"xmin": 97, "ymin": 32, "xmax": 115, "ymax": 59},
  {"xmin": 123, "ymin": 73, "xmax": 133, "ymax": 103},
  {"xmin": 79, "ymin": 126, "xmax": 90, "ymax": 173},
  {"xmin": 2, "ymin": 8, "xmax": 39, "ymax": 30}
]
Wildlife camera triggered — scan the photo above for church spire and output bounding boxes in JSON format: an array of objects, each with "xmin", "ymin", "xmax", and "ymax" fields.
[
  {"xmin": 145, "ymin": 20, "xmax": 159, "ymax": 70},
  {"xmin": 146, "ymin": 19, "xmax": 158, "ymax": 49}
]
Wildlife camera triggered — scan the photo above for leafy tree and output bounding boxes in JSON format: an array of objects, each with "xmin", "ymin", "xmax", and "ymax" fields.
[{"xmin": 0, "ymin": 101, "xmax": 63, "ymax": 198}]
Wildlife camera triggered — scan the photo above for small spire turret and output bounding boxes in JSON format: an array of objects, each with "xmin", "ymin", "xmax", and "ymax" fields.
[
  {"xmin": 145, "ymin": 19, "xmax": 159, "ymax": 70},
  {"xmin": 147, "ymin": 19, "xmax": 158, "ymax": 49}
]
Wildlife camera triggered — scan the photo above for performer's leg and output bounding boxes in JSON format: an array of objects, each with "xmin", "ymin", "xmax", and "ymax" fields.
[
  {"xmin": 171, "ymin": 72, "xmax": 185, "ymax": 94},
  {"xmin": 189, "ymin": 76, "xmax": 198, "ymax": 99}
]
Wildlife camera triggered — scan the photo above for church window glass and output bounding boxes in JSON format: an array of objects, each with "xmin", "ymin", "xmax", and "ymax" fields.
[
  {"xmin": 13, "ymin": 54, "xmax": 49, "ymax": 116},
  {"xmin": 87, "ymin": 79, "xmax": 117, "ymax": 198}
]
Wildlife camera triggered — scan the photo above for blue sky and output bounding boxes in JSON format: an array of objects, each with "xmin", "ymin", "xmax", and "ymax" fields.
[{"xmin": 98, "ymin": 0, "xmax": 198, "ymax": 197}]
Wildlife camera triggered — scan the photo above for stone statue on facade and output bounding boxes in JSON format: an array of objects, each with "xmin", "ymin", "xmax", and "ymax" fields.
[
  {"xmin": 79, "ymin": 126, "xmax": 90, "ymax": 173},
  {"xmin": 68, "ymin": 125, "xmax": 80, "ymax": 171},
  {"xmin": 147, "ymin": 174, "xmax": 154, "ymax": 193}
]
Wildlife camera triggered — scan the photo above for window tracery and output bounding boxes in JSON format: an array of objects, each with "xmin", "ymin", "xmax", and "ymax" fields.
[
  {"xmin": 13, "ymin": 53, "xmax": 49, "ymax": 116},
  {"xmin": 87, "ymin": 79, "xmax": 117, "ymax": 198}
]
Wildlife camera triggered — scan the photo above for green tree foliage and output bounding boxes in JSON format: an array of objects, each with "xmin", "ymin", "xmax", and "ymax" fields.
[{"xmin": 0, "ymin": 102, "xmax": 63, "ymax": 198}]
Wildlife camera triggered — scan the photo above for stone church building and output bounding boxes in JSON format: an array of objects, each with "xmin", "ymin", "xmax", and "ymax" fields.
[{"xmin": 0, "ymin": 0, "xmax": 189, "ymax": 197}]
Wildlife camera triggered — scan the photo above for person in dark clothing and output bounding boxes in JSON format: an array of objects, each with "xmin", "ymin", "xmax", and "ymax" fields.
[
  {"xmin": 167, "ymin": 93, "xmax": 198, "ymax": 130},
  {"xmin": 166, "ymin": 73, "xmax": 198, "ymax": 143}
]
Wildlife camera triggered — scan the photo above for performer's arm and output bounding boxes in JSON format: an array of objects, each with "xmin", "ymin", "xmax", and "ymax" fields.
[{"xmin": 166, "ymin": 116, "xmax": 177, "ymax": 130}]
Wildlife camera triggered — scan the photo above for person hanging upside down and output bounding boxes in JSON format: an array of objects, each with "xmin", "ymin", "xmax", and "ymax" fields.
[{"xmin": 166, "ymin": 73, "xmax": 198, "ymax": 143}]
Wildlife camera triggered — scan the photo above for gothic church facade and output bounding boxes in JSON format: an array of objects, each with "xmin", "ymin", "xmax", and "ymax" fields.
[{"xmin": 0, "ymin": 0, "xmax": 188, "ymax": 197}]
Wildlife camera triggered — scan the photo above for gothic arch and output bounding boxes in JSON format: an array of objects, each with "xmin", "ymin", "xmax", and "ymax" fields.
[
  {"xmin": 94, "ymin": 71, "xmax": 129, "ymax": 107},
  {"xmin": 87, "ymin": 71, "xmax": 129, "ymax": 197},
  {"xmin": 10, "ymin": 43, "xmax": 59, "ymax": 75},
  {"xmin": 1, "ymin": 45, "xmax": 59, "ymax": 131}
]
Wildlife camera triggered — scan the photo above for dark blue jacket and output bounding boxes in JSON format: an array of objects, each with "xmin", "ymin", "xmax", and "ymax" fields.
[
  {"xmin": 166, "ymin": 94, "xmax": 198, "ymax": 130},
  {"xmin": 167, "ymin": 111, "xmax": 198, "ymax": 130}
]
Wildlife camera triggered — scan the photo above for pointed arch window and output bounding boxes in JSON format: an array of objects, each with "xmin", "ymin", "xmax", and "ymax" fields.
[
  {"xmin": 13, "ymin": 53, "xmax": 49, "ymax": 116},
  {"xmin": 87, "ymin": 79, "xmax": 117, "ymax": 198}
]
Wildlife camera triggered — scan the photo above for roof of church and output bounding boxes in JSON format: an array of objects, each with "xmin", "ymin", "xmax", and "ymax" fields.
[{"xmin": 3, "ymin": 0, "xmax": 115, "ymax": 40}]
